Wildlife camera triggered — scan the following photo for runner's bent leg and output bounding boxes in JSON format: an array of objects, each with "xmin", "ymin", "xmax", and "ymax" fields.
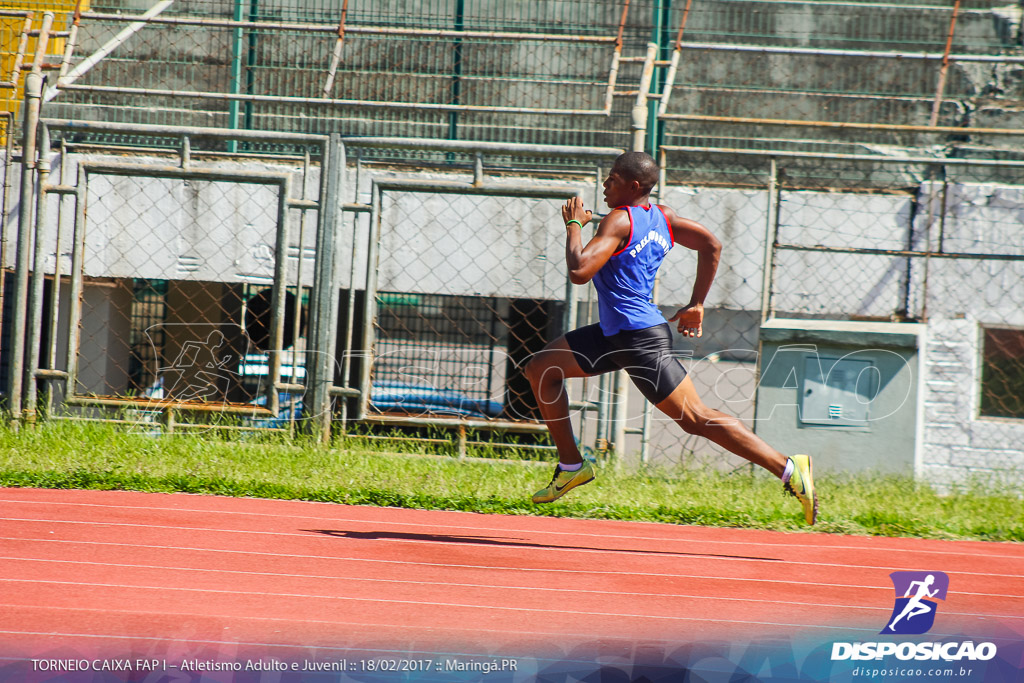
[
  {"xmin": 654, "ymin": 376, "xmax": 788, "ymax": 477},
  {"xmin": 524, "ymin": 335, "xmax": 592, "ymax": 467}
]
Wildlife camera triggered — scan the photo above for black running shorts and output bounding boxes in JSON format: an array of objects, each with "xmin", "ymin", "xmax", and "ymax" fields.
[{"xmin": 563, "ymin": 322, "xmax": 688, "ymax": 405}]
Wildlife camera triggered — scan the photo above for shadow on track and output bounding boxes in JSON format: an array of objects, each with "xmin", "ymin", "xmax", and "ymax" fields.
[{"xmin": 302, "ymin": 528, "xmax": 782, "ymax": 562}]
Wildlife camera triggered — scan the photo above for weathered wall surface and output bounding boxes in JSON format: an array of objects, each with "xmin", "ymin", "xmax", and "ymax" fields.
[{"xmin": 9, "ymin": 150, "xmax": 1023, "ymax": 483}]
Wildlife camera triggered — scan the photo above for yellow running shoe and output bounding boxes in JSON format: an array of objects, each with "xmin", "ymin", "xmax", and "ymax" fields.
[
  {"xmin": 784, "ymin": 454, "xmax": 818, "ymax": 525},
  {"xmin": 532, "ymin": 461, "xmax": 595, "ymax": 504}
]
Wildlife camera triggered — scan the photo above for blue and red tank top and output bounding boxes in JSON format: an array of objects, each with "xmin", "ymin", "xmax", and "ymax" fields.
[{"xmin": 592, "ymin": 204, "xmax": 674, "ymax": 336}]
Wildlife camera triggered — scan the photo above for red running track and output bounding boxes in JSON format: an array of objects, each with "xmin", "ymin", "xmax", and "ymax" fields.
[{"xmin": 1, "ymin": 487, "xmax": 1022, "ymax": 677}]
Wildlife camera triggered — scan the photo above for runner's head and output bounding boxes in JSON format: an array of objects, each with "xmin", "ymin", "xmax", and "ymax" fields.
[{"xmin": 604, "ymin": 152, "xmax": 659, "ymax": 207}]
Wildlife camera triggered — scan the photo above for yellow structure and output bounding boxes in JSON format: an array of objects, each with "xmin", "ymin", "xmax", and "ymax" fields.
[{"xmin": 0, "ymin": 0, "xmax": 87, "ymax": 142}]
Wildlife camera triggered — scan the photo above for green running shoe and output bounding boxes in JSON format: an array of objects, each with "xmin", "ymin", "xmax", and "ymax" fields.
[
  {"xmin": 532, "ymin": 461, "xmax": 595, "ymax": 504},
  {"xmin": 784, "ymin": 454, "xmax": 818, "ymax": 525}
]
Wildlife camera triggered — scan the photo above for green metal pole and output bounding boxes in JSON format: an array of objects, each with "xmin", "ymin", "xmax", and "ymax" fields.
[
  {"xmin": 243, "ymin": 0, "xmax": 259, "ymax": 136},
  {"xmin": 649, "ymin": 0, "xmax": 671, "ymax": 157},
  {"xmin": 447, "ymin": 0, "xmax": 464, "ymax": 145},
  {"xmin": 227, "ymin": 0, "xmax": 244, "ymax": 152}
]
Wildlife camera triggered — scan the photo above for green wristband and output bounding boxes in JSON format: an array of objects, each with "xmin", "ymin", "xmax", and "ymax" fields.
[{"xmin": 565, "ymin": 219, "xmax": 584, "ymax": 230}]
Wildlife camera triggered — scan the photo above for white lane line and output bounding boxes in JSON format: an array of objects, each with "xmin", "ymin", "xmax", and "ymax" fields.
[
  {"xmin": 0, "ymin": 562, "xmax": 900, "ymax": 616},
  {"xmin": 1, "ymin": 577, "xmax": 891, "ymax": 620},
  {"xmin": 1, "ymin": 517, "xmax": 787, "ymax": 563},
  {"xmin": 7, "ymin": 568, "xmax": 1019, "ymax": 623},
  {"xmin": 3, "ymin": 524, "xmax": 1022, "ymax": 580},
  {"xmin": 7, "ymin": 555, "xmax": 1024, "ymax": 604},
  {"xmin": 0, "ymin": 608, "xmax": 620, "ymax": 660},
  {"xmin": 0, "ymin": 587, "xmax": 879, "ymax": 633},
  {"xmin": 3, "ymin": 496, "xmax": 1021, "ymax": 561},
  {"xmin": 4, "ymin": 536, "xmax": 1022, "ymax": 591}
]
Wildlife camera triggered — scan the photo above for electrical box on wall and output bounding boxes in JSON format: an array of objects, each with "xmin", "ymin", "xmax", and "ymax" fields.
[
  {"xmin": 754, "ymin": 319, "xmax": 925, "ymax": 476},
  {"xmin": 800, "ymin": 356, "xmax": 875, "ymax": 427}
]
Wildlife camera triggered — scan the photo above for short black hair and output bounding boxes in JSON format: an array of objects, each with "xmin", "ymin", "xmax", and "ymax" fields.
[{"xmin": 612, "ymin": 151, "xmax": 659, "ymax": 193}]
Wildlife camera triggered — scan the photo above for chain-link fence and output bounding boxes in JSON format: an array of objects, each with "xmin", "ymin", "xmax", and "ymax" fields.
[
  {"xmin": 14, "ymin": 0, "xmax": 666, "ymax": 152},
  {"xmin": 658, "ymin": 1, "xmax": 1024, "ymax": 156},
  {"xmin": 2, "ymin": 1, "xmax": 1024, "ymax": 483},
  {"xmin": 644, "ymin": 145, "xmax": 1024, "ymax": 482},
  {"xmin": 5, "ymin": 119, "xmax": 1024, "ymax": 482},
  {"xmin": 344, "ymin": 165, "xmax": 612, "ymax": 455},
  {"xmin": 10, "ymin": 0, "xmax": 1024, "ymax": 158},
  {"xmin": 14, "ymin": 125, "xmax": 327, "ymax": 433},
  {"xmin": 371, "ymin": 189, "xmax": 571, "ymax": 425}
]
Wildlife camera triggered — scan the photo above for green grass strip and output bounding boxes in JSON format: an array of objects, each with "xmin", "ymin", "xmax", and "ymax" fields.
[{"xmin": 0, "ymin": 420, "xmax": 1021, "ymax": 542}]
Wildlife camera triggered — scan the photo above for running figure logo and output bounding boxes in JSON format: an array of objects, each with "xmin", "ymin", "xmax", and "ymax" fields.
[{"xmin": 881, "ymin": 571, "xmax": 949, "ymax": 635}]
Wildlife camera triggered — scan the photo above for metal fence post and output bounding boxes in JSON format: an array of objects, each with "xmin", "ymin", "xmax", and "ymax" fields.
[
  {"xmin": 631, "ymin": 42, "xmax": 658, "ymax": 154},
  {"xmin": 752, "ymin": 157, "xmax": 779, "ymax": 446},
  {"xmin": 612, "ymin": 47, "xmax": 658, "ymax": 462},
  {"xmin": 306, "ymin": 134, "xmax": 343, "ymax": 442},
  {"xmin": 357, "ymin": 182, "xmax": 382, "ymax": 421},
  {"xmin": 760, "ymin": 157, "xmax": 779, "ymax": 324},
  {"xmin": 8, "ymin": 70, "xmax": 45, "ymax": 423},
  {"xmin": 24, "ymin": 122, "xmax": 51, "ymax": 423}
]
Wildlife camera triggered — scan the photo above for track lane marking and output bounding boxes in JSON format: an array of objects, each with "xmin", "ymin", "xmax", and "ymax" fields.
[
  {"xmin": 6, "ymin": 556, "xmax": 1023, "ymax": 609},
  {"xmin": 3, "ymin": 496, "xmax": 1021, "ymax": 560},
  {"xmin": 0, "ymin": 599, "xmax": 884, "ymax": 634},
  {"xmin": 4, "ymin": 536, "xmax": 1021, "ymax": 584}
]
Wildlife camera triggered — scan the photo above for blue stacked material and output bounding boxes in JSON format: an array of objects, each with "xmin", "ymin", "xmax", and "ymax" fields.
[{"xmin": 370, "ymin": 381, "xmax": 503, "ymax": 419}]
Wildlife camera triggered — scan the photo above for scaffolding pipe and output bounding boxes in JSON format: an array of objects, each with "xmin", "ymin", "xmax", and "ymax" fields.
[
  {"xmin": 55, "ymin": 83, "xmax": 615, "ymax": 116},
  {"xmin": 660, "ymin": 144, "xmax": 1024, "ymax": 167},
  {"xmin": 45, "ymin": 0, "xmax": 175, "ymax": 102},
  {"xmin": 266, "ymin": 175, "xmax": 292, "ymax": 418},
  {"xmin": 364, "ymin": 413, "xmax": 552, "ymax": 434},
  {"xmin": 77, "ymin": 12, "xmax": 617, "ymax": 42},
  {"xmin": 0, "ymin": 14, "xmax": 34, "ymax": 90},
  {"xmin": 610, "ymin": 366, "xmax": 629, "ymax": 464},
  {"xmin": 602, "ymin": 0, "xmax": 631, "ymax": 113},
  {"xmin": 306, "ymin": 133, "xmax": 343, "ymax": 441},
  {"xmin": 659, "ymin": 113, "xmax": 1024, "ymax": 137},
  {"xmin": 44, "ymin": 138, "xmax": 69, "ymax": 415},
  {"xmin": 357, "ymin": 184, "xmax": 382, "ymax": 420},
  {"xmin": 42, "ymin": 117, "xmax": 328, "ymax": 144},
  {"xmin": 929, "ymin": 0, "xmax": 962, "ymax": 127},
  {"xmin": 631, "ymin": 42, "xmax": 658, "ymax": 153},
  {"xmin": 286, "ymin": 148, "xmax": 311, "ymax": 434},
  {"xmin": 29, "ymin": 11, "xmax": 55, "ymax": 73},
  {"xmin": 321, "ymin": 0, "xmax": 349, "ymax": 96},
  {"xmin": 657, "ymin": 0, "xmax": 693, "ymax": 117},
  {"xmin": 8, "ymin": 69, "xmax": 45, "ymax": 422},
  {"xmin": 0, "ymin": 112, "xmax": 14, "ymax": 379},
  {"xmin": 24, "ymin": 122, "xmax": 52, "ymax": 422},
  {"xmin": 670, "ymin": 40, "xmax": 1024, "ymax": 63},
  {"xmin": 342, "ymin": 137, "xmax": 623, "ymax": 157},
  {"xmin": 603, "ymin": 50, "xmax": 622, "ymax": 113},
  {"xmin": 227, "ymin": 0, "xmax": 244, "ymax": 146},
  {"xmin": 760, "ymin": 158, "xmax": 778, "ymax": 323},
  {"xmin": 57, "ymin": 0, "xmax": 84, "ymax": 81},
  {"xmin": 63, "ymin": 395, "xmax": 274, "ymax": 414},
  {"xmin": 339, "ymin": 202, "xmax": 368, "ymax": 427},
  {"xmin": 63, "ymin": 165, "xmax": 86, "ymax": 397},
  {"xmin": 776, "ymin": 242, "xmax": 1024, "ymax": 261}
]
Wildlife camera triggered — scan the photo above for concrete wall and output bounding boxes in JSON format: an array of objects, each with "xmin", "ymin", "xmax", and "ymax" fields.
[
  {"xmin": 44, "ymin": 1, "xmax": 1024, "ymax": 152},
  {"xmin": 753, "ymin": 320, "xmax": 924, "ymax": 477},
  {"xmin": 12, "ymin": 150, "xmax": 1024, "ymax": 484},
  {"xmin": 922, "ymin": 317, "xmax": 1024, "ymax": 489}
]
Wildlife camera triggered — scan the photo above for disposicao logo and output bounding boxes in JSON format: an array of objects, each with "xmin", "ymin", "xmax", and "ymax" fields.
[
  {"xmin": 831, "ymin": 570, "xmax": 998, "ymax": 664},
  {"xmin": 881, "ymin": 571, "xmax": 949, "ymax": 635}
]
